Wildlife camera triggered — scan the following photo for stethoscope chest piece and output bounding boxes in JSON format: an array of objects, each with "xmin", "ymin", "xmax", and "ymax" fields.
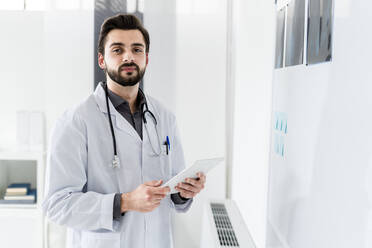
[{"xmin": 112, "ymin": 155, "xmax": 120, "ymax": 168}]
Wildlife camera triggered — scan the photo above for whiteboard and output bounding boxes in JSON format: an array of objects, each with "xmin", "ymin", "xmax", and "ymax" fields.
[{"xmin": 267, "ymin": 1, "xmax": 372, "ymax": 247}]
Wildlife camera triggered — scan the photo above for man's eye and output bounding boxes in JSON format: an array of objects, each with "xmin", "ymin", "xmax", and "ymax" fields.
[
  {"xmin": 134, "ymin": 48, "xmax": 143, "ymax": 53},
  {"xmin": 113, "ymin": 49, "xmax": 121, "ymax": 53}
]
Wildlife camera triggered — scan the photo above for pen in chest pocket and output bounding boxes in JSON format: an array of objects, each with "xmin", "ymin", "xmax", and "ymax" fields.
[{"xmin": 164, "ymin": 136, "xmax": 171, "ymax": 155}]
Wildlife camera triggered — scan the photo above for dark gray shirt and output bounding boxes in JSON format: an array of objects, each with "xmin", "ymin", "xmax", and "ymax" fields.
[
  {"xmin": 107, "ymin": 85, "xmax": 145, "ymax": 140},
  {"xmin": 104, "ymin": 84, "xmax": 189, "ymax": 219}
]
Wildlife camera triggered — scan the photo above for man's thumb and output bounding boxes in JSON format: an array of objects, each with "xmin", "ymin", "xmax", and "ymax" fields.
[{"xmin": 145, "ymin": 180, "xmax": 162, "ymax": 187}]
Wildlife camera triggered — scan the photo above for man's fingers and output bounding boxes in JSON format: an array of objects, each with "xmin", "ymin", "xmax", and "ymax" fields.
[
  {"xmin": 176, "ymin": 187, "xmax": 194, "ymax": 198},
  {"xmin": 185, "ymin": 178, "xmax": 203, "ymax": 187},
  {"xmin": 177, "ymin": 183, "xmax": 199, "ymax": 193},
  {"xmin": 151, "ymin": 186, "xmax": 170, "ymax": 195},
  {"xmin": 152, "ymin": 194, "xmax": 167, "ymax": 200},
  {"xmin": 197, "ymin": 172, "xmax": 206, "ymax": 183},
  {"xmin": 174, "ymin": 173, "xmax": 206, "ymax": 199},
  {"xmin": 144, "ymin": 180, "xmax": 162, "ymax": 187}
]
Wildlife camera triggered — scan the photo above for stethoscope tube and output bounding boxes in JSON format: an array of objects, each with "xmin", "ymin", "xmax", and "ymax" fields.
[
  {"xmin": 104, "ymin": 83, "xmax": 163, "ymax": 168},
  {"xmin": 143, "ymin": 107, "xmax": 157, "ymax": 125},
  {"xmin": 105, "ymin": 83, "xmax": 118, "ymax": 156},
  {"xmin": 104, "ymin": 83, "xmax": 120, "ymax": 168}
]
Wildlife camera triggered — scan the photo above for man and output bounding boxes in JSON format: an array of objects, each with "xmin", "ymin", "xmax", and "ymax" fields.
[{"xmin": 42, "ymin": 14, "xmax": 206, "ymax": 248}]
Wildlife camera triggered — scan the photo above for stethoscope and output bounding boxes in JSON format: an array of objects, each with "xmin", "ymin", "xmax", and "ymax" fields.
[{"xmin": 104, "ymin": 83, "xmax": 163, "ymax": 168}]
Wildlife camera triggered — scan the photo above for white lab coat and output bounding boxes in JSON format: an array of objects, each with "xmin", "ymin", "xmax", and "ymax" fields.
[{"xmin": 42, "ymin": 84, "xmax": 193, "ymax": 248}]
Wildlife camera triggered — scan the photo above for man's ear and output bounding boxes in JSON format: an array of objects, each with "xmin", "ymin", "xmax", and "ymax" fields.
[
  {"xmin": 98, "ymin": 53, "xmax": 105, "ymax": 69},
  {"xmin": 146, "ymin": 53, "xmax": 149, "ymax": 65}
]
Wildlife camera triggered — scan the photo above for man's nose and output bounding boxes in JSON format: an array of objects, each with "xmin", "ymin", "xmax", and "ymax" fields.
[{"xmin": 122, "ymin": 52, "xmax": 134, "ymax": 62}]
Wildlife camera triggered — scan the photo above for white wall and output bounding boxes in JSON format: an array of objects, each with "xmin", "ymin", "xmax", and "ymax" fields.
[
  {"xmin": 173, "ymin": 3, "xmax": 227, "ymax": 248},
  {"xmin": 1, "ymin": 1, "xmax": 227, "ymax": 247},
  {"xmin": 43, "ymin": 9, "xmax": 94, "ymax": 139},
  {"xmin": 0, "ymin": 11, "xmax": 44, "ymax": 150},
  {"xmin": 0, "ymin": 8, "xmax": 93, "ymax": 248},
  {"xmin": 0, "ymin": 8, "xmax": 93, "ymax": 150},
  {"xmin": 0, "ymin": 1, "xmax": 226, "ymax": 247},
  {"xmin": 267, "ymin": 1, "xmax": 372, "ymax": 248},
  {"xmin": 231, "ymin": 1, "xmax": 276, "ymax": 248},
  {"xmin": 43, "ymin": 7, "xmax": 94, "ymax": 248},
  {"xmin": 144, "ymin": 0, "xmax": 227, "ymax": 247},
  {"xmin": 143, "ymin": 0, "xmax": 177, "ymax": 109}
]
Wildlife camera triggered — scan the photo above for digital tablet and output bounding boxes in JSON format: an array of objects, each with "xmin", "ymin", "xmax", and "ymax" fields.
[{"xmin": 163, "ymin": 157, "xmax": 224, "ymax": 194}]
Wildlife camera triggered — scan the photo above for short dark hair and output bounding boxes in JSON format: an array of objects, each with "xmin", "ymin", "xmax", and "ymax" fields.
[{"xmin": 98, "ymin": 14, "xmax": 150, "ymax": 56}]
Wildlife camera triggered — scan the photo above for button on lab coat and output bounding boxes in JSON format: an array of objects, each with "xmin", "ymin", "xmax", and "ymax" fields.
[{"xmin": 42, "ymin": 84, "xmax": 193, "ymax": 248}]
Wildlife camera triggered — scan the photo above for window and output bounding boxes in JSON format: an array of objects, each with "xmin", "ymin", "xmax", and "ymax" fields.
[
  {"xmin": 0, "ymin": 0, "xmax": 24, "ymax": 10},
  {"xmin": 0, "ymin": 0, "xmax": 46, "ymax": 11}
]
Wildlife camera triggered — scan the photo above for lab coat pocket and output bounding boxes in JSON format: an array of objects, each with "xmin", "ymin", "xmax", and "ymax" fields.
[
  {"xmin": 160, "ymin": 146, "xmax": 172, "ymax": 180},
  {"xmin": 81, "ymin": 231, "xmax": 120, "ymax": 248}
]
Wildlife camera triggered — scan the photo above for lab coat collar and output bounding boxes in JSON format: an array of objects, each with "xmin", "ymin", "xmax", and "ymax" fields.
[
  {"xmin": 93, "ymin": 82, "xmax": 143, "ymax": 142},
  {"xmin": 106, "ymin": 83, "xmax": 147, "ymax": 111}
]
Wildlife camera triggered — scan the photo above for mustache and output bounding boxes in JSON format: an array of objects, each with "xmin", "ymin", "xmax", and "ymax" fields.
[{"xmin": 119, "ymin": 62, "xmax": 139, "ymax": 71}]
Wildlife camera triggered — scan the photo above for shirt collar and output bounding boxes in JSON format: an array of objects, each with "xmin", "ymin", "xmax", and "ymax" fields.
[{"xmin": 103, "ymin": 82, "xmax": 147, "ymax": 110}]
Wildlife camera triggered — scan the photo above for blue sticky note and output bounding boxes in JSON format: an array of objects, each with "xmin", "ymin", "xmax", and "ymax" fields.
[{"xmin": 280, "ymin": 120, "xmax": 283, "ymax": 131}]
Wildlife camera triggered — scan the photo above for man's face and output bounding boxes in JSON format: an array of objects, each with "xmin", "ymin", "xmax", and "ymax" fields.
[{"xmin": 98, "ymin": 29, "xmax": 148, "ymax": 87}]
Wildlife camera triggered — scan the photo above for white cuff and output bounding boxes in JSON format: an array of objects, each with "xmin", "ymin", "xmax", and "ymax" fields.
[
  {"xmin": 100, "ymin": 193, "xmax": 116, "ymax": 231},
  {"xmin": 171, "ymin": 197, "xmax": 193, "ymax": 213}
]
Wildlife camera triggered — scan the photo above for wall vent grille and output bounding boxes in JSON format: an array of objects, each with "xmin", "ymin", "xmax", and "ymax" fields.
[{"xmin": 211, "ymin": 203, "xmax": 240, "ymax": 247}]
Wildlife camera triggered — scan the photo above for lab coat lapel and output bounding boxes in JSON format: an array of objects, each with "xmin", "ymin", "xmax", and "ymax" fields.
[{"xmin": 94, "ymin": 84, "xmax": 141, "ymax": 142}]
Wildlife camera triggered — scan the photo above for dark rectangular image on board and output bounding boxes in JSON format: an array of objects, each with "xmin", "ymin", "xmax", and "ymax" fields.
[
  {"xmin": 275, "ymin": 8, "xmax": 286, "ymax": 69},
  {"xmin": 285, "ymin": 0, "xmax": 306, "ymax": 67},
  {"xmin": 94, "ymin": 0, "xmax": 144, "ymax": 90},
  {"xmin": 307, "ymin": 0, "xmax": 333, "ymax": 65}
]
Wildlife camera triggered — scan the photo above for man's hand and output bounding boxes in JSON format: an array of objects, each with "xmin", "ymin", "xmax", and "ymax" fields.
[
  {"xmin": 121, "ymin": 180, "xmax": 170, "ymax": 213},
  {"xmin": 175, "ymin": 172, "xmax": 206, "ymax": 199}
]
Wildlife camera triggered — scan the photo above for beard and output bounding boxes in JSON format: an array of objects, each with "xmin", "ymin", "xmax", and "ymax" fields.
[{"xmin": 106, "ymin": 62, "xmax": 146, "ymax": 87}]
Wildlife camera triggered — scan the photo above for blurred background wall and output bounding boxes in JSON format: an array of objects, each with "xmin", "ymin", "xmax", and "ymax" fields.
[{"xmin": 0, "ymin": 0, "xmax": 231, "ymax": 247}]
